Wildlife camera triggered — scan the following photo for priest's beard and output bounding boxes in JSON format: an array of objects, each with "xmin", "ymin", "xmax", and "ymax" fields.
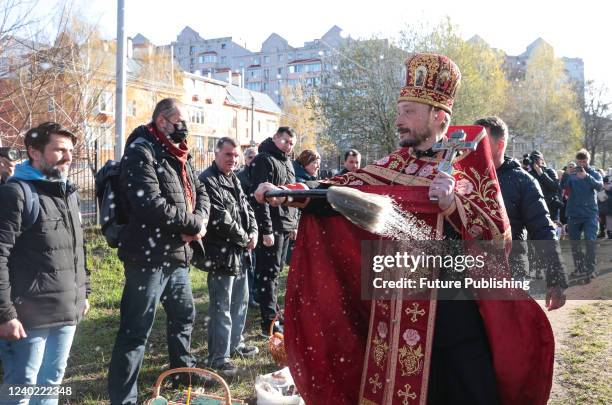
[
  {"xmin": 40, "ymin": 158, "xmax": 70, "ymax": 180},
  {"xmin": 398, "ymin": 126, "xmax": 434, "ymax": 148}
]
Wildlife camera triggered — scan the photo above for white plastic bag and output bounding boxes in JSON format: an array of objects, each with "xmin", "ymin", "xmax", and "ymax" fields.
[{"xmin": 255, "ymin": 367, "xmax": 305, "ymax": 405}]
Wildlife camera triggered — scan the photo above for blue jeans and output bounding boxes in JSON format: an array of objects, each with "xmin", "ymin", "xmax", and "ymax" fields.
[
  {"xmin": 207, "ymin": 268, "xmax": 249, "ymax": 367},
  {"xmin": 108, "ymin": 265, "xmax": 196, "ymax": 405},
  {"xmin": 0, "ymin": 325, "xmax": 76, "ymax": 405},
  {"xmin": 567, "ymin": 216, "xmax": 599, "ymax": 275},
  {"xmin": 247, "ymin": 251, "xmax": 257, "ymax": 303}
]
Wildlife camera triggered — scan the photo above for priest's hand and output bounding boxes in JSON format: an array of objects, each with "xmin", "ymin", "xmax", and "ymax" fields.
[
  {"xmin": 545, "ymin": 286, "xmax": 566, "ymax": 311},
  {"xmin": 255, "ymin": 182, "xmax": 284, "ymax": 206},
  {"xmin": 429, "ymin": 171, "xmax": 455, "ymax": 211}
]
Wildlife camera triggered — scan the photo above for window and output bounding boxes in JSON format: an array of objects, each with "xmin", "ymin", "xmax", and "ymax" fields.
[
  {"xmin": 190, "ymin": 58, "xmax": 195, "ymax": 65},
  {"xmin": 239, "ymin": 61, "xmax": 244, "ymax": 67},
  {"xmin": 220, "ymin": 56, "xmax": 227, "ymax": 65},
  {"xmin": 221, "ymin": 43, "xmax": 226, "ymax": 49},
  {"xmin": 277, "ymin": 67, "xmax": 283, "ymax": 75},
  {"xmin": 264, "ymin": 56, "xmax": 270, "ymax": 64},
  {"xmin": 127, "ymin": 100, "xmax": 136, "ymax": 116},
  {"xmin": 278, "ymin": 54, "xmax": 283, "ymax": 62},
  {"xmin": 246, "ymin": 82, "xmax": 261, "ymax": 91},
  {"xmin": 99, "ymin": 91, "xmax": 113, "ymax": 113},
  {"xmin": 198, "ymin": 55, "xmax": 205, "ymax": 63},
  {"xmin": 189, "ymin": 46, "xmax": 195, "ymax": 55},
  {"xmin": 288, "ymin": 65, "xmax": 296, "ymax": 74},
  {"xmin": 207, "ymin": 137, "xmax": 220, "ymax": 152},
  {"xmin": 249, "ymin": 69, "xmax": 261, "ymax": 78},
  {"xmin": 297, "ymin": 53, "xmax": 303, "ymax": 59},
  {"xmin": 189, "ymin": 107, "xmax": 204, "ymax": 124},
  {"xmin": 263, "ymin": 69, "xmax": 269, "ymax": 78},
  {"xmin": 204, "ymin": 54, "xmax": 216, "ymax": 63},
  {"xmin": 99, "ymin": 126, "xmax": 113, "ymax": 150},
  {"xmin": 253, "ymin": 57, "xmax": 260, "ymax": 65},
  {"xmin": 193, "ymin": 135, "xmax": 205, "ymax": 150},
  {"xmin": 177, "ymin": 47, "xmax": 183, "ymax": 55}
]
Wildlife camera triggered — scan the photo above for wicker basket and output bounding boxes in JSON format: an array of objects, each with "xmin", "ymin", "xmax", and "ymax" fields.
[
  {"xmin": 145, "ymin": 367, "xmax": 245, "ymax": 405},
  {"xmin": 268, "ymin": 315, "xmax": 287, "ymax": 367}
]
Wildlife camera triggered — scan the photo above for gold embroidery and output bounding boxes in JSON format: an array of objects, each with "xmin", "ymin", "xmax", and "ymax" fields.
[
  {"xmin": 398, "ymin": 344, "xmax": 424, "ymax": 376},
  {"xmin": 404, "ymin": 302, "xmax": 425, "ymax": 323},
  {"xmin": 397, "ymin": 383, "xmax": 418, "ymax": 404},
  {"xmin": 368, "ymin": 373, "xmax": 382, "ymax": 394},
  {"xmin": 372, "ymin": 336, "xmax": 389, "ymax": 369},
  {"xmin": 377, "ymin": 301, "xmax": 389, "ymax": 311}
]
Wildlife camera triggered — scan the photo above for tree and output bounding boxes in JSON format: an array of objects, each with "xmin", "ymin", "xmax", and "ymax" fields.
[
  {"xmin": 317, "ymin": 36, "xmax": 406, "ymax": 160},
  {"xmin": 279, "ymin": 84, "xmax": 319, "ymax": 154},
  {"xmin": 583, "ymin": 80, "xmax": 612, "ymax": 167},
  {"xmin": 503, "ymin": 41, "xmax": 582, "ymax": 165},
  {"xmin": 399, "ymin": 18, "xmax": 509, "ymax": 125}
]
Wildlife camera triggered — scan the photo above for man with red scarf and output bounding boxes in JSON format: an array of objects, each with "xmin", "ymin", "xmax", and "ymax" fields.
[
  {"xmin": 108, "ymin": 98, "xmax": 210, "ymax": 404},
  {"xmin": 256, "ymin": 54, "xmax": 559, "ymax": 404}
]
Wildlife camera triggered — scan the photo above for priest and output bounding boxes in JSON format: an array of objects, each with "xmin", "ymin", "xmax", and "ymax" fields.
[{"xmin": 255, "ymin": 53, "xmax": 556, "ymax": 405}]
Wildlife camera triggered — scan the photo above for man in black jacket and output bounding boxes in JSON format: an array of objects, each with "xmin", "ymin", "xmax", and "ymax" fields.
[
  {"xmin": 199, "ymin": 137, "xmax": 258, "ymax": 378},
  {"xmin": 475, "ymin": 117, "xmax": 567, "ymax": 307},
  {"xmin": 108, "ymin": 98, "xmax": 210, "ymax": 404},
  {"xmin": 0, "ymin": 122, "xmax": 90, "ymax": 400},
  {"xmin": 339, "ymin": 149, "xmax": 361, "ymax": 175},
  {"xmin": 526, "ymin": 150, "xmax": 562, "ymax": 222},
  {"xmin": 249, "ymin": 127, "xmax": 298, "ymax": 336}
]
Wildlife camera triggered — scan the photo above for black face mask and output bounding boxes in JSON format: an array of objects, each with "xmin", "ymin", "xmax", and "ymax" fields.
[{"xmin": 168, "ymin": 120, "xmax": 188, "ymax": 143}]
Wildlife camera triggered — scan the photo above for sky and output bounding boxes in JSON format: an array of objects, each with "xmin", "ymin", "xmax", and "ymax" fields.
[{"xmin": 23, "ymin": 0, "xmax": 611, "ymax": 94}]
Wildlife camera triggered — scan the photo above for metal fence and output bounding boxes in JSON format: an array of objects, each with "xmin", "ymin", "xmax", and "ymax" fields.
[{"xmin": 69, "ymin": 146, "xmax": 215, "ymax": 226}]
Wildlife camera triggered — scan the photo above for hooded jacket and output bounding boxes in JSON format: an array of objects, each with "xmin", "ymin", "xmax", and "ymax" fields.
[
  {"xmin": 249, "ymin": 137, "xmax": 298, "ymax": 235},
  {"xmin": 0, "ymin": 161, "xmax": 89, "ymax": 328}
]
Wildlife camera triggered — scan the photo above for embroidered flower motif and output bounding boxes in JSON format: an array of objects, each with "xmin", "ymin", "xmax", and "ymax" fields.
[
  {"xmin": 468, "ymin": 225, "xmax": 483, "ymax": 237},
  {"xmin": 376, "ymin": 156, "xmax": 390, "ymax": 166},
  {"xmin": 377, "ymin": 322, "xmax": 388, "ymax": 338},
  {"xmin": 402, "ymin": 329, "xmax": 420, "ymax": 346},
  {"xmin": 455, "ymin": 179, "xmax": 474, "ymax": 196},
  {"xmin": 348, "ymin": 180, "xmax": 364, "ymax": 186},
  {"xmin": 404, "ymin": 163, "xmax": 419, "ymax": 175},
  {"xmin": 417, "ymin": 165, "xmax": 434, "ymax": 177}
]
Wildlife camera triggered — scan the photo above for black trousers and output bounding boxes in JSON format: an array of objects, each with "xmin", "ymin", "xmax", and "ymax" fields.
[
  {"xmin": 255, "ymin": 231, "xmax": 291, "ymax": 325},
  {"xmin": 427, "ymin": 300, "xmax": 500, "ymax": 405}
]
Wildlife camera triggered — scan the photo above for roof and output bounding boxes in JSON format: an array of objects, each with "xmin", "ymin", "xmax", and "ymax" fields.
[
  {"xmin": 225, "ymin": 86, "xmax": 281, "ymax": 114},
  {"xmin": 288, "ymin": 58, "xmax": 321, "ymax": 64}
]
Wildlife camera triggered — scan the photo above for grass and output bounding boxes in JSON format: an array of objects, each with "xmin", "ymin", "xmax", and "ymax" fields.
[
  {"xmin": 548, "ymin": 301, "xmax": 612, "ymax": 405},
  {"xmin": 62, "ymin": 228, "xmax": 286, "ymax": 404}
]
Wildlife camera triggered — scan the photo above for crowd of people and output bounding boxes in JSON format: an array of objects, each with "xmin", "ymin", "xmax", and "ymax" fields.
[{"xmin": 0, "ymin": 53, "xmax": 609, "ymax": 404}]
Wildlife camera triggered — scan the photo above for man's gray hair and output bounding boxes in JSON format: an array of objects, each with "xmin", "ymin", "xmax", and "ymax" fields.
[
  {"xmin": 152, "ymin": 98, "xmax": 183, "ymax": 122},
  {"xmin": 244, "ymin": 147, "xmax": 257, "ymax": 157}
]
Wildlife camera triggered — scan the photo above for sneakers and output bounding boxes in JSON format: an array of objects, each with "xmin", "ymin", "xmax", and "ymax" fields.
[
  {"xmin": 233, "ymin": 344, "xmax": 259, "ymax": 359},
  {"xmin": 260, "ymin": 320, "xmax": 284, "ymax": 338},
  {"xmin": 212, "ymin": 361, "xmax": 238, "ymax": 379}
]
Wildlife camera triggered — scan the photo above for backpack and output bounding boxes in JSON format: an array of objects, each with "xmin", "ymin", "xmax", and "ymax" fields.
[
  {"xmin": 9, "ymin": 179, "xmax": 40, "ymax": 231},
  {"xmin": 95, "ymin": 137, "xmax": 155, "ymax": 248},
  {"xmin": 8, "ymin": 179, "xmax": 78, "ymax": 232}
]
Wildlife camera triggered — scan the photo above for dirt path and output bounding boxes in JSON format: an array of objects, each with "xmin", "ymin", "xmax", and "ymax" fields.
[{"xmin": 537, "ymin": 271, "xmax": 609, "ymax": 402}]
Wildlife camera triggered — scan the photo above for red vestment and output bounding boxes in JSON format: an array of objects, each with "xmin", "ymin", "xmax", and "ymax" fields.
[{"xmin": 284, "ymin": 126, "xmax": 554, "ymax": 404}]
